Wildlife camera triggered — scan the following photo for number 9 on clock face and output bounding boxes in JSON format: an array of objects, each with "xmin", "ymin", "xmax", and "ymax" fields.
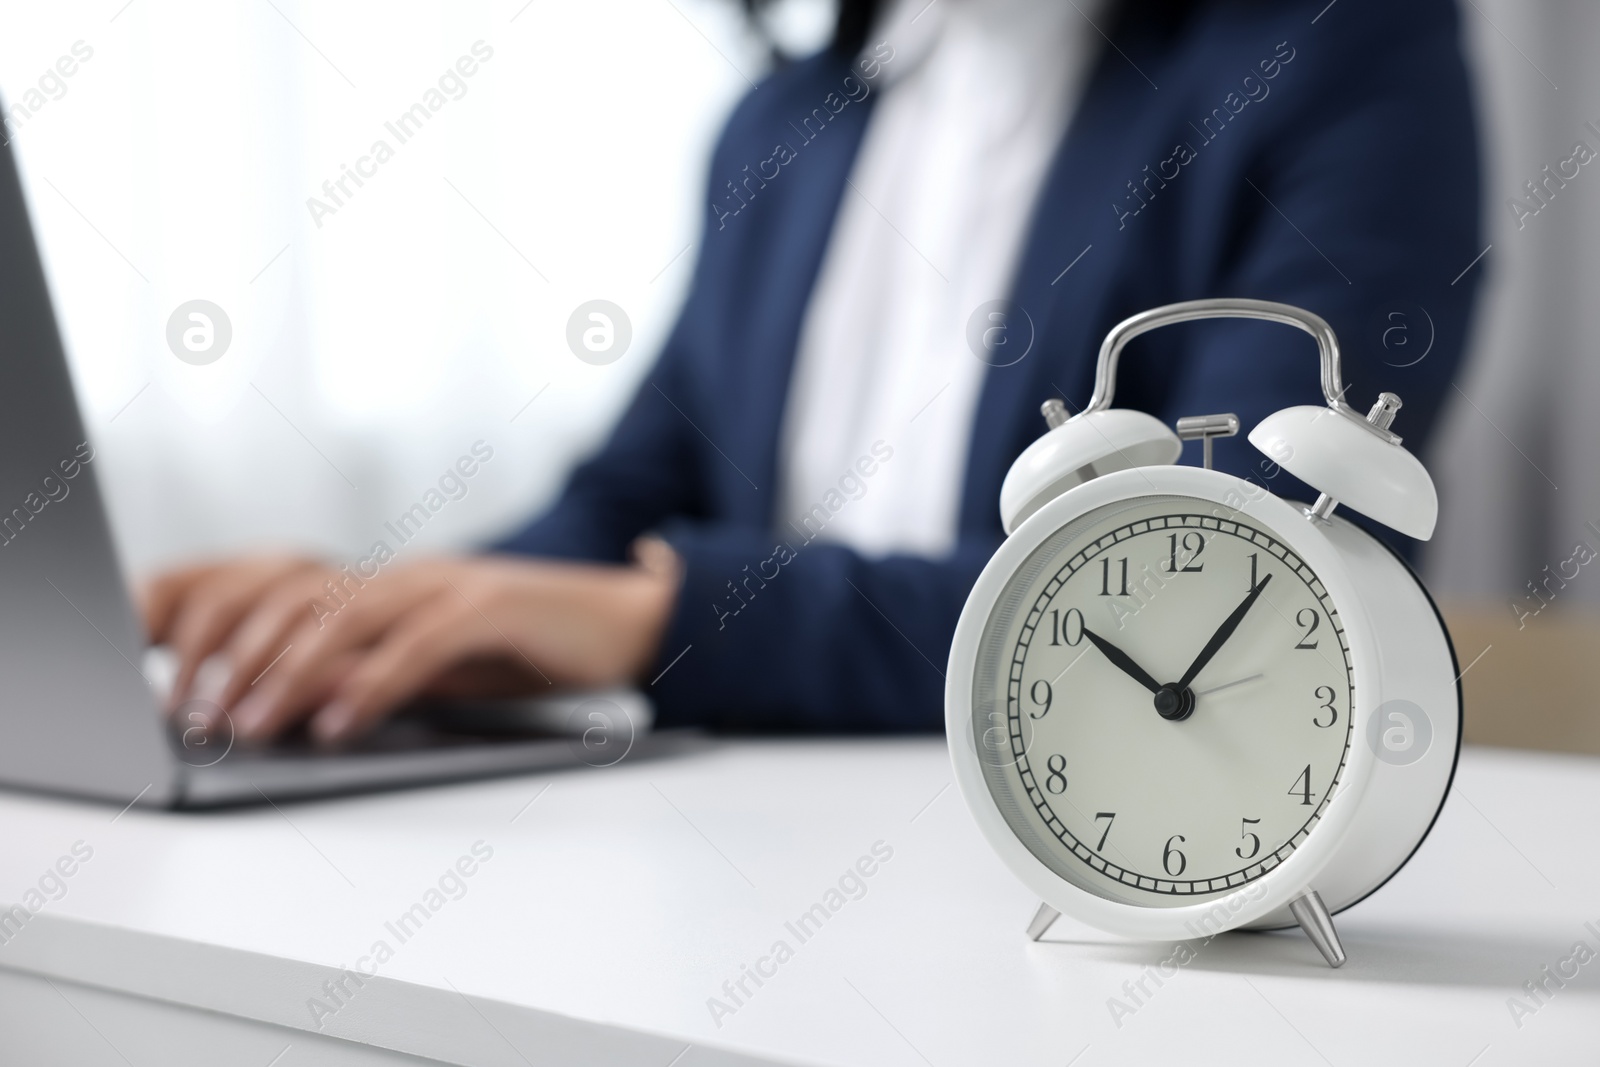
[{"xmin": 971, "ymin": 495, "xmax": 1354, "ymax": 907}]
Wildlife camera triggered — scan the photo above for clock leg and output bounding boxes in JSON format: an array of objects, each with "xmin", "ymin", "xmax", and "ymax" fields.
[
  {"xmin": 1289, "ymin": 889, "xmax": 1346, "ymax": 968},
  {"xmin": 1026, "ymin": 902, "xmax": 1061, "ymax": 941}
]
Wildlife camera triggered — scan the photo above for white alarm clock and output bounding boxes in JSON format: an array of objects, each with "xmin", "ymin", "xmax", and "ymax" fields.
[{"xmin": 946, "ymin": 299, "xmax": 1460, "ymax": 967}]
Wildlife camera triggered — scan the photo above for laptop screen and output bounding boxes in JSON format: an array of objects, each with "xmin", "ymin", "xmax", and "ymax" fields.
[{"xmin": 0, "ymin": 102, "xmax": 178, "ymax": 804}]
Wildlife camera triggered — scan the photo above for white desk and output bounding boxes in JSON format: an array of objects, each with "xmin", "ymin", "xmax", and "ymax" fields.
[{"xmin": 0, "ymin": 739, "xmax": 1595, "ymax": 1065}]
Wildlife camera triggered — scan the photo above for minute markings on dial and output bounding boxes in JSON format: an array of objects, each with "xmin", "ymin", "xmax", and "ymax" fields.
[{"xmin": 1005, "ymin": 512, "xmax": 1353, "ymax": 896}]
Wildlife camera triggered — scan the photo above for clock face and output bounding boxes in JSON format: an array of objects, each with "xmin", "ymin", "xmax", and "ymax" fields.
[{"xmin": 971, "ymin": 494, "xmax": 1354, "ymax": 907}]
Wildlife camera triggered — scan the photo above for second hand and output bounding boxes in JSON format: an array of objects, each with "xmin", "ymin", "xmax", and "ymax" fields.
[{"xmin": 1194, "ymin": 673, "xmax": 1265, "ymax": 698}]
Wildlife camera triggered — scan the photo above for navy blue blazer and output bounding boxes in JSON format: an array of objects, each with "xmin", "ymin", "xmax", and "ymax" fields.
[{"xmin": 497, "ymin": 0, "xmax": 1481, "ymax": 733}]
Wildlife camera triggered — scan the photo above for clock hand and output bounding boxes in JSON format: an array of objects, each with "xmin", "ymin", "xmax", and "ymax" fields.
[
  {"xmin": 1176, "ymin": 573, "xmax": 1273, "ymax": 692},
  {"xmin": 1079, "ymin": 626, "xmax": 1162, "ymax": 695},
  {"xmin": 1193, "ymin": 673, "xmax": 1264, "ymax": 698}
]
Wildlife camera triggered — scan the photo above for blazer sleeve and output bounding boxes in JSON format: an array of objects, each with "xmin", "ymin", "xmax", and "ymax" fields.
[
  {"xmin": 644, "ymin": 523, "xmax": 998, "ymax": 732},
  {"xmin": 494, "ymin": 369, "xmax": 985, "ymax": 733}
]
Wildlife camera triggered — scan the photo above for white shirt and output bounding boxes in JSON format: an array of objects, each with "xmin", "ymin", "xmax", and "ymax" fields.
[{"xmin": 774, "ymin": 0, "xmax": 1102, "ymax": 558}]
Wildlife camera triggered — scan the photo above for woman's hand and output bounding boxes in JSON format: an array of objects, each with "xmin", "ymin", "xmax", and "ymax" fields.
[{"xmin": 140, "ymin": 542, "xmax": 681, "ymax": 746}]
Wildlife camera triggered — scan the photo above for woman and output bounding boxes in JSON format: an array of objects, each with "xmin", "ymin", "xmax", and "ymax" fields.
[{"xmin": 145, "ymin": 0, "xmax": 1481, "ymax": 743}]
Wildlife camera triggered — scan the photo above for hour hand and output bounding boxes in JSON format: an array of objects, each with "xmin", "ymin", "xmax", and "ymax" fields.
[{"xmin": 1079, "ymin": 626, "xmax": 1162, "ymax": 695}]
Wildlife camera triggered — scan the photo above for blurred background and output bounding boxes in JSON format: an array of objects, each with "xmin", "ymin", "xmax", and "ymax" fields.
[{"xmin": 0, "ymin": 0, "xmax": 1593, "ymax": 750}]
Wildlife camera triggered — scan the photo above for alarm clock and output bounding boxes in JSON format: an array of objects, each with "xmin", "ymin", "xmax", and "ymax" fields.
[{"xmin": 945, "ymin": 298, "xmax": 1460, "ymax": 967}]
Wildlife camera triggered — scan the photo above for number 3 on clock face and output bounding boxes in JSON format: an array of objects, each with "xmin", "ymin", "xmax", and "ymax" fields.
[{"xmin": 975, "ymin": 495, "xmax": 1353, "ymax": 907}]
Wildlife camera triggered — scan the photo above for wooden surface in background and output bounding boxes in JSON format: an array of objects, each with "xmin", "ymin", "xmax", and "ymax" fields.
[{"xmin": 1442, "ymin": 603, "xmax": 1600, "ymax": 756}]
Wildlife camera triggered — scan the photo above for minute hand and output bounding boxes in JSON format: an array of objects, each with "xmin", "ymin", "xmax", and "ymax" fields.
[
  {"xmin": 1176, "ymin": 573, "xmax": 1273, "ymax": 691},
  {"xmin": 1080, "ymin": 627, "xmax": 1163, "ymax": 695}
]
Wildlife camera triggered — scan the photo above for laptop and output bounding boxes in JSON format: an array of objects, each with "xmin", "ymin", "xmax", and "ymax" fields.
[{"xmin": 0, "ymin": 105, "xmax": 653, "ymax": 809}]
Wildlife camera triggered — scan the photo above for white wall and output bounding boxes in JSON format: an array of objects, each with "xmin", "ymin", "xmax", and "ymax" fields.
[
  {"xmin": 0, "ymin": 0, "xmax": 827, "ymax": 576},
  {"xmin": 1426, "ymin": 0, "xmax": 1600, "ymax": 613}
]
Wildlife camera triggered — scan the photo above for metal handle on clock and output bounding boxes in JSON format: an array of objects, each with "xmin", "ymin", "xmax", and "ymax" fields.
[{"xmin": 1081, "ymin": 299, "xmax": 1399, "ymax": 445}]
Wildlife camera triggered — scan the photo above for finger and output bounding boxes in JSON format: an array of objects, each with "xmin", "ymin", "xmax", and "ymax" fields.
[
  {"xmin": 226, "ymin": 650, "xmax": 358, "ymax": 744},
  {"xmin": 311, "ymin": 601, "xmax": 490, "ymax": 744},
  {"xmin": 230, "ymin": 580, "xmax": 442, "ymax": 741},
  {"xmin": 219, "ymin": 575, "xmax": 342, "ymax": 709},
  {"xmin": 165, "ymin": 560, "xmax": 319, "ymax": 706},
  {"xmin": 628, "ymin": 534, "xmax": 681, "ymax": 578},
  {"xmin": 139, "ymin": 563, "xmax": 220, "ymax": 643},
  {"xmin": 167, "ymin": 575, "xmax": 273, "ymax": 707}
]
